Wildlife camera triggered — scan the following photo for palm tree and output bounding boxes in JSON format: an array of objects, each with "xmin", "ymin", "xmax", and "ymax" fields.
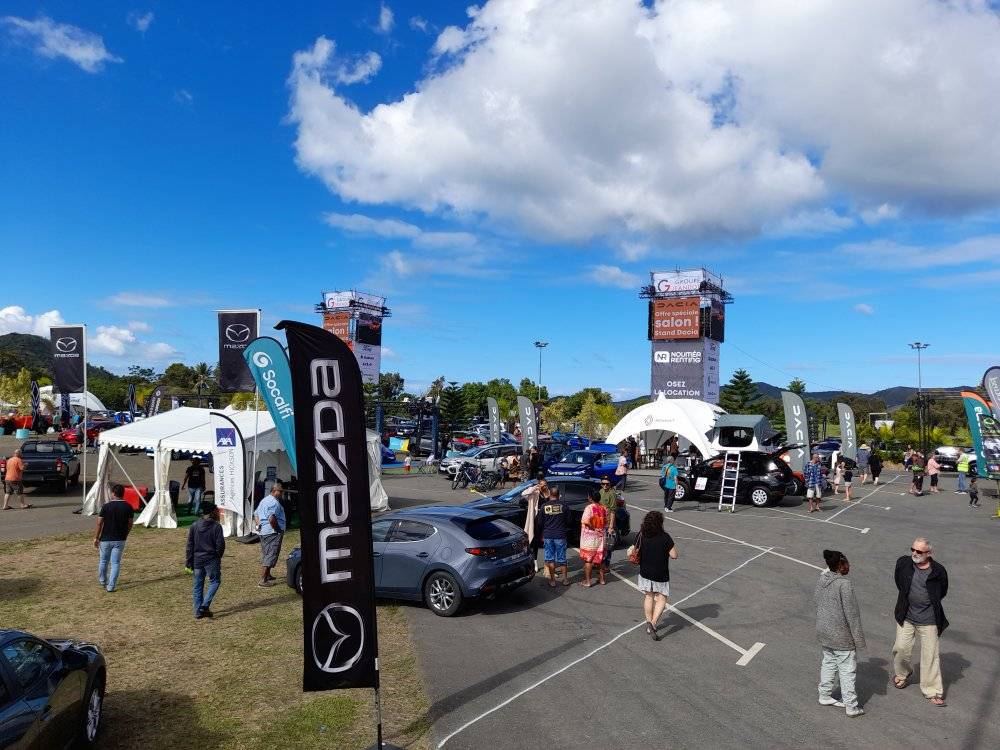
[{"xmin": 192, "ymin": 363, "xmax": 215, "ymax": 401}]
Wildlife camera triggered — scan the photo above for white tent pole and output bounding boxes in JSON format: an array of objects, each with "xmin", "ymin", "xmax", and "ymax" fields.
[
  {"xmin": 107, "ymin": 448, "xmax": 148, "ymax": 507},
  {"xmin": 248, "ymin": 388, "xmax": 260, "ymax": 535}
]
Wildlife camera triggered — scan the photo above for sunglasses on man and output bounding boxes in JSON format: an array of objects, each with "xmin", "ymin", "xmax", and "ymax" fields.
[{"xmin": 911, "ymin": 547, "xmax": 930, "ymax": 554}]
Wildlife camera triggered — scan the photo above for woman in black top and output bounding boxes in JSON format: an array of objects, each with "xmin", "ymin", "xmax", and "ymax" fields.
[{"xmin": 637, "ymin": 510, "xmax": 678, "ymax": 641}]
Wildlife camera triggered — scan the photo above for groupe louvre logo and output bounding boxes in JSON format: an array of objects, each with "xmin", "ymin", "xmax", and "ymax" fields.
[{"xmin": 312, "ymin": 604, "xmax": 365, "ymax": 673}]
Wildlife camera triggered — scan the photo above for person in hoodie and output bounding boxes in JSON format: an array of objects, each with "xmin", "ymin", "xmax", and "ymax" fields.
[
  {"xmin": 186, "ymin": 502, "xmax": 225, "ymax": 620},
  {"xmin": 815, "ymin": 549, "xmax": 867, "ymax": 718}
]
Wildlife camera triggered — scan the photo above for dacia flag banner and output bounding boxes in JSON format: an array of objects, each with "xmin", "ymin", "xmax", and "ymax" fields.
[
  {"xmin": 487, "ymin": 397, "xmax": 501, "ymax": 444},
  {"xmin": 517, "ymin": 396, "xmax": 537, "ymax": 451},
  {"xmin": 49, "ymin": 325, "xmax": 86, "ymax": 393},
  {"xmin": 836, "ymin": 403, "xmax": 857, "ymax": 462},
  {"xmin": 145, "ymin": 386, "xmax": 164, "ymax": 418},
  {"xmin": 30, "ymin": 380, "xmax": 40, "ymax": 421},
  {"xmin": 209, "ymin": 412, "xmax": 246, "ymax": 517},
  {"xmin": 126, "ymin": 383, "xmax": 137, "ymax": 419},
  {"xmin": 780, "ymin": 391, "xmax": 810, "ymax": 473},
  {"xmin": 218, "ymin": 310, "xmax": 260, "ymax": 392},
  {"xmin": 277, "ymin": 320, "xmax": 378, "ymax": 692},
  {"xmin": 244, "ymin": 337, "xmax": 297, "ymax": 474},
  {"xmin": 983, "ymin": 366, "xmax": 1000, "ymax": 419},
  {"xmin": 60, "ymin": 392, "xmax": 71, "ymax": 427},
  {"xmin": 962, "ymin": 391, "xmax": 1000, "ymax": 479}
]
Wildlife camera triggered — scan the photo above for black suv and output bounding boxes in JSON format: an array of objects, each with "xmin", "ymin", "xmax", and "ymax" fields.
[
  {"xmin": 464, "ymin": 477, "xmax": 631, "ymax": 547},
  {"xmin": 674, "ymin": 450, "xmax": 794, "ymax": 507}
]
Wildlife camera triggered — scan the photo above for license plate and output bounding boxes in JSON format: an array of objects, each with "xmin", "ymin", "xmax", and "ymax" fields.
[{"xmin": 695, "ymin": 477, "xmax": 708, "ymax": 490}]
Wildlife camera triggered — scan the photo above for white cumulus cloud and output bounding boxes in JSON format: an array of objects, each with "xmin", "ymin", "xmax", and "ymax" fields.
[
  {"xmin": 287, "ymin": 0, "xmax": 1000, "ymax": 243},
  {"xmin": 0, "ymin": 306, "xmax": 66, "ymax": 336},
  {"xmin": 106, "ymin": 292, "xmax": 172, "ymax": 307},
  {"xmin": 377, "ymin": 4, "xmax": 395, "ymax": 35},
  {"xmin": 3, "ymin": 15, "xmax": 123, "ymax": 73},
  {"xmin": 853, "ymin": 303, "xmax": 874, "ymax": 315},
  {"xmin": 587, "ymin": 265, "xmax": 641, "ymax": 289}
]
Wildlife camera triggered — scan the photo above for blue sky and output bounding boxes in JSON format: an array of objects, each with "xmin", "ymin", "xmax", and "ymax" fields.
[{"xmin": 2, "ymin": 0, "xmax": 1000, "ymax": 399}]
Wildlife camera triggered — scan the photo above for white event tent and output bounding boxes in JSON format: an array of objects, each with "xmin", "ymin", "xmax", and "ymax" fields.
[
  {"xmin": 84, "ymin": 406, "xmax": 389, "ymax": 533},
  {"xmin": 605, "ymin": 394, "xmax": 723, "ymax": 459},
  {"xmin": 38, "ymin": 385, "xmax": 108, "ymax": 413}
]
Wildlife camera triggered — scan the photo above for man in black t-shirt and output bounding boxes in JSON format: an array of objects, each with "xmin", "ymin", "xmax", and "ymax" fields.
[
  {"xmin": 534, "ymin": 487, "xmax": 571, "ymax": 587},
  {"xmin": 182, "ymin": 457, "xmax": 207, "ymax": 515},
  {"xmin": 94, "ymin": 484, "xmax": 134, "ymax": 593}
]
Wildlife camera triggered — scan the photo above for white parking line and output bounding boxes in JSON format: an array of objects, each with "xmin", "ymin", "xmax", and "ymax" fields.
[
  {"xmin": 761, "ymin": 506, "xmax": 868, "ymax": 533},
  {"xmin": 436, "ymin": 546, "xmax": 773, "ymax": 748},
  {"xmin": 627, "ymin": 503, "xmax": 824, "ymax": 572},
  {"xmin": 824, "ymin": 475, "xmax": 899, "ymax": 521},
  {"xmin": 606, "ymin": 549, "xmax": 770, "ymax": 663}
]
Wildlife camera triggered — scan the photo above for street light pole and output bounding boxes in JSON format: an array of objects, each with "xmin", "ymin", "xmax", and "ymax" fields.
[
  {"xmin": 909, "ymin": 342, "xmax": 930, "ymax": 456},
  {"xmin": 533, "ymin": 341, "xmax": 548, "ymax": 402}
]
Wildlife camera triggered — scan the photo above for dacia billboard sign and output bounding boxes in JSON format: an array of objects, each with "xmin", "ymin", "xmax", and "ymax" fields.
[{"xmin": 651, "ymin": 341, "xmax": 715, "ymax": 401}]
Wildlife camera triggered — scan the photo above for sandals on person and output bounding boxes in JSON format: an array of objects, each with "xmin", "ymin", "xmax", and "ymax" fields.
[
  {"xmin": 927, "ymin": 695, "xmax": 946, "ymax": 706},
  {"xmin": 893, "ymin": 675, "xmax": 909, "ymax": 689}
]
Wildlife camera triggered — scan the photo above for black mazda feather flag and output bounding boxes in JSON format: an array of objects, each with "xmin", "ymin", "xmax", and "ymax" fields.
[
  {"xmin": 218, "ymin": 310, "xmax": 259, "ymax": 392},
  {"xmin": 50, "ymin": 325, "xmax": 86, "ymax": 394},
  {"xmin": 277, "ymin": 320, "xmax": 379, "ymax": 692}
]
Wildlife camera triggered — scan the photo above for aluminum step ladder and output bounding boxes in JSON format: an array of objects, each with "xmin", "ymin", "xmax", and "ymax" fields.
[{"xmin": 718, "ymin": 451, "xmax": 741, "ymax": 512}]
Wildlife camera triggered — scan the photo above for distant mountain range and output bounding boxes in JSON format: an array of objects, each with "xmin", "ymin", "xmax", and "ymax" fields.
[
  {"xmin": 0, "ymin": 333, "xmax": 115, "ymax": 379},
  {"xmin": 751, "ymin": 382, "xmax": 975, "ymax": 409}
]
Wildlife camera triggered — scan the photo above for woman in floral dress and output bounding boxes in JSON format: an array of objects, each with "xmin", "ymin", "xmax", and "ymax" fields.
[{"xmin": 579, "ymin": 489, "xmax": 608, "ymax": 587}]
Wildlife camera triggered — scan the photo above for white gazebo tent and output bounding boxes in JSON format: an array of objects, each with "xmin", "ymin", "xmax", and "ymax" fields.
[
  {"xmin": 84, "ymin": 407, "xmax": 389, "ymax": 534},
  {"xmin": 605, "ymin": 394, "xmax": 723, "ymax": 459},
  {"xmin": 38, "ymin": 385, "xmax": 108, "ymax": 413}
]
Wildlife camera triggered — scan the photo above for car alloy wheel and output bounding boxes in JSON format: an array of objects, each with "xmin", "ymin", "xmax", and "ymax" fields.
[
  {"xmin": 295, "ymin": 567, "xmax": 303, "ymax": 595},
  {"xmin": 85, "ymin": 684, "xmax": 103, "ymax": 742},
  {"xmin": 674, "ymin": 481, "xmax": 686, "ymax": 501},
  {"xmin": 749, "ymin": 487, "xmax": 771, "ymax": 507},
  {"xmin": 425, "ymin": 572, "xmax": 462, "ymax": 616}
]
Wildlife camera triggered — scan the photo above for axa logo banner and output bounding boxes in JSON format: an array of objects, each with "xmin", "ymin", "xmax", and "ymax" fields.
[
  {"xmin": 244, "ymin": 336, "xmax": 297, "ymax": 473},
  {"xmin": 837, "ymin": 403, "xmax": 857, "ymax": 461},
  {"xmin": 49, "ymin": 325, "xmax": 86, "ymax": 394},
  {"xmin": 277, "ymin": 320, "xmax": 378, "ymax": 692},
  {"xmin": 517, "ymin": 396, "xmax": 537, "ymax": 452},
  {"xmin": 209, "ymin": 413, "xmax": 245, "ymax": 517},
  {"xmin": 780, "ymin": 391, "xmax": 810, "ymax": 473},
  {"xmin": 217, "ymin": 311, "xmax": 259, "ymax": 393}
]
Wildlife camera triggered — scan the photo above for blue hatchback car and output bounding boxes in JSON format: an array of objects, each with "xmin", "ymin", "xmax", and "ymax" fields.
[
  {"xmin": 286, "ymin": 506, "xmax": 534, "ymax": 616},
  {"xmin": 546, "ymin": 449, "xmax": 621, "ymax": 481}
]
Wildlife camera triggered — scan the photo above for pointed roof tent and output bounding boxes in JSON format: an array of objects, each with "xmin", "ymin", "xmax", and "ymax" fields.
[
  {"xmin": 605, "ymin": 394, "xmax": 721, "ymax": 458},
  {"xmin": 38, "ymin": 386, "xmax": 108, "ymax": 413},
  {"xmin": 95, "ymin": 406, "xmax": 285, "ymax": 453}
]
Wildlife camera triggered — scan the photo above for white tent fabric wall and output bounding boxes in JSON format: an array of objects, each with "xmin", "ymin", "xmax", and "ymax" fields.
[
  {"xmin": 82, "ymin": 444, "xmax": 111, "ymax": 515},
  {"xmin": 605, "ymin": 394, "xmax": 722, "ymax": 460},
  {"xmin": 38, "ymin": 386, "xmax": 108, "ymax": 413},
  {"xmin": 367, "ymin": 429, "xmax": 389, "ymax": 512}
]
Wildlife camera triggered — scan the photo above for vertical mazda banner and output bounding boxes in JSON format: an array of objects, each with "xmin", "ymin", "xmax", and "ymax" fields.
[
  {"xmin": 244, "ymin": 337, "xmax": 298, "ymax": 473},
  {"xmin": 50, "ymin": 325, "xmax": 86, "ymax": 394},
  {"xmin": 962, "ymin": 391, "xmax": 1000, "ymax": 479},
  {"xmin": 487, "ymin": 397, "xmax": 501, "ymax": 444},
  {"xmin": 218, "ymin": 310, "xmax": 260, "ymax": 392},
  {"xmin": 517, "ymin": 396, "xmax": 537, "ymax": 452},
  {"xmin": 126, "ymin": 383, "xmax": 137, "ymax": 420},
  {"xmin": 60, "ymin": 393, "xmax": 71, "ymax": 427},
  {"xmin": 209, "ymin": 412, "xmax": 246, "ymax": 517},
  {"xmin": 145, "ymin": 386, "xmax": 164, "ymax": 418},
  {"xmin": 983, "ymin": 366, "xmax": 1000, "ymax": 419},
  {"xmin": 836, "ymin": 403, "xmax": 857, "ymax": 462},
  {"xmin": 780, "ymin": 391, "xmax": 810, "ymax": 473},
  {"xmin": 277, "ymin": 320, "xmax": 378, "ymax": 692}
]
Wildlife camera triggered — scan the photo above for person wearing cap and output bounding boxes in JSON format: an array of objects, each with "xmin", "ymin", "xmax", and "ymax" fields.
[
  {"xmin": 661, "ymin": 456, "xmax": 678, "ymax": 513},
  {"xmin": 857, "ymin": 444, "xmax": 871, "ymax": 484},
  {"xmin": 598, "ymin": 477, "xmax": 618, "ymax": 572},
  {"xmin": 186, "ymin": 502, "xmax": 225, "ymax": 619}
]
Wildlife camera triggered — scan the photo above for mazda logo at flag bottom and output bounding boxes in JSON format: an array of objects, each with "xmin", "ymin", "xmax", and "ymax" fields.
[
  {"xmin": 276, "ymin": 319, "xmax": 378, "ymax": 692},
  {"xmin": 217, "ymin": 311, "xmax": 259, "ymax": 392}
]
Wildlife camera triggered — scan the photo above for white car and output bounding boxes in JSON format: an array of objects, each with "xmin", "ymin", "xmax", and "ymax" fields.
[{"xmin": 438, "ymin": 443, "xmax": 523, "ymax": 477}]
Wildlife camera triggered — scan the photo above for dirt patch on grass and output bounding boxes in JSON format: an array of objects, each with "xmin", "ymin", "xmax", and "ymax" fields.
[{"xmin": 0, "ymin": 527, "xmax": 430, "ymax": 750}]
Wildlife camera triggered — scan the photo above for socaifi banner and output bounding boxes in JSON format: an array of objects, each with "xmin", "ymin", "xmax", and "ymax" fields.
[
  {"xmin": 277, "ymin": 320, "xmax": 379, "ymax": 693},
  {"xmin": 517, "ymin": 396, "xmax": 537, "ymax": 452},
  {"xmin": 837, "ymin": 403, "xmax": 857, "ymax": 462},
  {"xmin": 218, "ymin": 310, "xmax": 260, "ymax": 392},
  {"xmin": 962, "ymin": 391, "xmax": 1000, "ymax": 479},
  {"xmin": 487, "ymin": 397, "xmax": 501, "ymax": 444},
  {"xmin": 244, "ymin": 337, "xmax": 297, "ymax": 473},
  {"xmin": 983, "ymin": 366, "xmax": 1000, "ymax": 419},
  {"xmin": 780, "ymin": 391, "xmax": 810, "ymax": 473},
  {"xmin": 49, "ymin": 325, "xmax": 86, "ymax": 394},
  {"xmin": 209, "ymin": 412, "xmax": 246, "ymax": 517}
]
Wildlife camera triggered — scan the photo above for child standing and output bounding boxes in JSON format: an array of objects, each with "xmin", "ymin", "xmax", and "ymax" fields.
[
  {"xmin": 833, "ymin": 460, "xmax": 844, "ymax": 495},
  {"xmin": 968, "ymin": 475, "xmax": 980, "ymax": 508},
  {"xmin": 403, "ymin": 455, "xmax": 412, "ymax": 473},
  {"xmin": 843, "ymin": 463, "xmax": 853, "ymax": 502}
]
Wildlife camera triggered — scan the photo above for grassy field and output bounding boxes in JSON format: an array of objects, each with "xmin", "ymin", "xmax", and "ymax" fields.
[{"xmin": 0, "ymin": 528, "xmax": 430, "ymax": 750}]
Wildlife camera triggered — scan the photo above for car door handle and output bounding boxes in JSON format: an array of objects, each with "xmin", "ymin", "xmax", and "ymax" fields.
[
  {"xmin": 416, "ymin": 552, "xmax": 429, "ymax": 558},
  {"xmin": 372, "ymin": 552, "xmax": 382, "ymax": 557}
]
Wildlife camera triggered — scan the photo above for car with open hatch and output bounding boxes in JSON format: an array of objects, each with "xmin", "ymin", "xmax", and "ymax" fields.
[
  {"xmin": 0, "ymin": 629, "xmax": 106, "ymax": 749},
  {"xmin": 673, "ymin": 449, "xmax": 794, "ymax": 507},
  {"xmin": 286, "ymin": 506, "xmax": 534, "ymax": 616}
]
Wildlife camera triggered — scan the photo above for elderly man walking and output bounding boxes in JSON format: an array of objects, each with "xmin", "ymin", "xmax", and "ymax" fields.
[
  {"xmin": 254, "ymin": 482, "xmax": 287, "ymax": 587},
  {"xmin": 892, "ymin": 537, "xmax": 949, "ymax": 707}
]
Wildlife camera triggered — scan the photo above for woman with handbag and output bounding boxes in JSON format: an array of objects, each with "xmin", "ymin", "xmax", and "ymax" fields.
[
  {"xmin": 578, "ymin": 490, "xmax": 608, "ymax": 587},
  {"xmin": 632, "ymin": 510, "xmax": 678, "ymax": 641}
]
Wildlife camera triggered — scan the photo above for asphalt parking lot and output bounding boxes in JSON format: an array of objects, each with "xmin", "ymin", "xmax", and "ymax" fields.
[{"xmin": 395, "ymin": 471, "xmax": 1000, "ymax": 750}]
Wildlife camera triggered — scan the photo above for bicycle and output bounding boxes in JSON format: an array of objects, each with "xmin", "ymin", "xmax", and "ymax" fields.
[{"xmin": 416, "ymin": 458, "xmax": 439, "ymax": 475}]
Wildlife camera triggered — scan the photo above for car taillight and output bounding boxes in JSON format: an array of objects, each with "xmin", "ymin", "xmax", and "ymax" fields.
[
  {"xmin": 55, "ymin": 458, "xmax": 63, "ymax": 470},
  {"xmin": 466, "ymin": 547, "xmax": 496, "ymax": 557}
]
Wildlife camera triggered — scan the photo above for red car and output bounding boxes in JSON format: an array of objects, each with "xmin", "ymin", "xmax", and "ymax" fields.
[
  {"xmin": 60, "ymin": 422, "xmax": 114, "ymax": 446},
  {"xmin": 451, "ymin": 431, "xmax": 487, "ymax": 449}
]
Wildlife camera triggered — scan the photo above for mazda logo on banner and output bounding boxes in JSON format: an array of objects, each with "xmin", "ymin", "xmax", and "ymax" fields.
[
  {"xmin": 49, "ymin": 326, "xmax": 86, "ymax": 394},
  {"xmin": 277, "ymin": 320, "xmax": 379, "ymax": 693},
  {"xmin": 217, "ymin": 311, "xmax": 259, "ymax": 392},
  {"xmin": 312, "ymin": 604, "xmax": 366, "ymax": 673}
]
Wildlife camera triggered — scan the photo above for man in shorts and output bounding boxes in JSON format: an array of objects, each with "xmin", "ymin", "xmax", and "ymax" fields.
[
  {"xmin": 253, "ymin": 482, "xmax": 286, "ymax": 587},
  {"xmin": 534, "ymin": 486, "xmax": 570, "ymax": 587},
  {"xmin": 805, "ymin": 453, "xmax": 824, "ymax": 513},
  {"xmin": 2, "ymin": 449, "xmax": 31, "ymax": 510}
]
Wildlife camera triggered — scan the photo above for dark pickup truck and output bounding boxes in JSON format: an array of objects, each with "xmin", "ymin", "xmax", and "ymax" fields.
[{"xmin": 1, "ymin": 440, "xmax": 81, "ymax": 492}]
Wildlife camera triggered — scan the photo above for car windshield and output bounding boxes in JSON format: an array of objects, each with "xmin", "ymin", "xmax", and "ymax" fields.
[
  {"xmin": 562, "ymin": 451, "xmax": 595, "ymax": 464},
  {"xmin": 494, "ymin": 480, "xmax": 536, "ymax": 502}
]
